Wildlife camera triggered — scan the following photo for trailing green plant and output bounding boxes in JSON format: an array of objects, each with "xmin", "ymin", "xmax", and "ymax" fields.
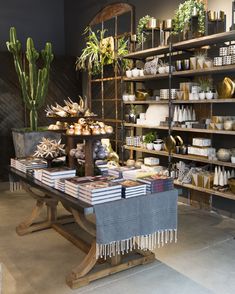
[
  {"xmin": 144, "ymin": 131, "xmax": 156, "ymax": 144},
  {"xmin": 76, "ymin": 27, "xmax": 114, "ymax": 75},
  {"xmin": 172, "ymin": 0, "xmax": 206, "ymax": 36},
  {"xmin": 6, "ymin": 27, "xmax": 54, "ymax": 131},
  {"xmin": 196, "ymin": 76, "xmax": 213, "ymax": 92},
  {"xmin": 137, "ymin": 15, "xmax": 151, "ymax": 45},
  {"xmin": 116, "ymin": 37, "xmax": 132, "ymax": 71}
]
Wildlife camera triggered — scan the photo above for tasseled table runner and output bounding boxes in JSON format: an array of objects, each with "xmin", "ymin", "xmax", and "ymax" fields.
[{"xmin": 94, "ymin": 189, "xmax": 178, "ymax": 259}]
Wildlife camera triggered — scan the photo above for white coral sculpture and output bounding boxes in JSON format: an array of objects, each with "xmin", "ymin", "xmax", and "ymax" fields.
[{"xmin": 34, "ymin": 137, "xmax": 66, "ymax": 159}]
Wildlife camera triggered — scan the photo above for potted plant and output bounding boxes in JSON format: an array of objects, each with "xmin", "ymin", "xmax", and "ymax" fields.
[
  {"xmin": 197, "ymin": 77, "xmax": 213, "ymax": 100},
  {"xmin": 6, "ymin": 27, "xmax": 59, "ymax": 157},
  {"xmin": 76, "ymin": 27, "xmax": 114, "ymax": 76},
  {"xmin": 143, "ymin": 131, "xmax": 156, "ymax": 150},
  {"xmin": 136, "ymin": 15, "xmax": 151, "ymax": 45},
  {"xmin": 172, "ymin": 0, "xmax": 206, "ymax": 39}
]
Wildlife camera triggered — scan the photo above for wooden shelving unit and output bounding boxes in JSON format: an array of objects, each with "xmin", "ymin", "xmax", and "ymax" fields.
[
  {"xmin": 124, "ymin": 99, "xmax": 235, "ymax": 105},
  {"xmin": 124, "ymin": 145, "xmax": 235, "ymax": 168},
  {"xmin": 124, "ymin": 65, "xmax": 235, "ymax": 82},
  {"xmin": 122, "ymin": 30, "xmax": 235, "ymax": 202},
  {"xmin": 124, "ymin": 123, "xmax": 235, "ymax": 135}
]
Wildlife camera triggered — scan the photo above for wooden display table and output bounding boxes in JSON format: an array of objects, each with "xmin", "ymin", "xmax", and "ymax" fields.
[{"xmin": 9, "ymin": 167, "xmax": 155, "ymax": 289}]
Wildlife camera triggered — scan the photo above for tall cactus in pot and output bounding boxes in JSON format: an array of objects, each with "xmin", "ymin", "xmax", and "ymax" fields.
[{"xmin": 6, "ymin": 27, "xmax": 54, "ymax": 131}]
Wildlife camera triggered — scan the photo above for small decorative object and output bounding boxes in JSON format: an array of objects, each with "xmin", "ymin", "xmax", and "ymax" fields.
[
  {"xmin": 137, "ymin": 15, "xmax": 151, "ymax": 45},
  {"xmin": 126, "ymin": 158, "xmax": 136, "ymax": 167},
  {"xmin": 172, "ymin": 0, "xmax": 206, "ymax": 37},
  {"xmin": 182, "ymin": 59, "xmax": 190, "ymax": 70},
  {"xmin": 213, "ymin": 166, "xmax": 219, "ymax": 190},
  {"xmin": 131, "ymin": 68, "xmax": 140, "ymax": 77},
  {"xmin": 129, "ymin": 105, "xmax": 138, "ymax": 123},
  {"xmin": 217, "ymin": 77, "xmax": 235, "ymax": 98},
  {"xmin": 190, "ymin": 57, "xmax": 197, "ymax": 70},
  {"xmin": 147, "ymin": 17, "xmax": 157, "ymax": 29},
  {"xmin": 164, "ymin": 135, "xmax": 176, "ymax": 153},
  {"xmin": 153, "ymin": 139, "xmax": 163, "ymax": 151},
  {"xmin": 217, "ymin": 148, "xmax": 232, "ymax": 162},
  {"xmin": 136, "ymin": 89, "xmax": 153, "ymax": 100},
  {"xmin": 175, "ymin": 60, "xmax": 183, "ymax": 71},
  {"xmin": 126, "ymin": 70, "xmax": 132, "ymax": 78},
  {"xmin": 34, "ymin": 137, "xmax": 65, "ymax": 167},
  {"xmin": 223, "ymin": 120, "xmax": 233, "ymax": 131},
  {"xmin": 144, "ymin": 131, "xmax": 156, "ymax": 150},
  {"xmin": 214, "ymin": 57, "xmax": 223, "ymax": 67}
]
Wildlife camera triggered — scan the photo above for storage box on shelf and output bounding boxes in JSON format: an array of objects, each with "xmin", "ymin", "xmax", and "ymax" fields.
[{"xmin": 122, "ymin": 31, "xmax": 235, "ymax": 200}]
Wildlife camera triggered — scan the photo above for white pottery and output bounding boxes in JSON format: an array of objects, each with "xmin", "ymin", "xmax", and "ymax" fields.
[
  {"xmin": 219, "ymin": 171, "xmax": 224, "ymax": 187},
  {"xmin": 224, "ymin": 171, "xmax": 228, "ymax": 185},
  {"xmin": 223, "ymin": 120, "xmax": 233, "ymax": 131},
  {"xmin": 131, "ymin": 68, "xmax": 140, "ymax": 77},
  {"xmin": 158, "ymin": 67, "xmax": 166, "ymax": 74},
  {"xmin": 217, "ymin": 148, "xmax": 232, "ymax": 162},
  {"xmin": 189, "ymin": 93, "xmax": 194, "ymax": 100},
  {"xmin": 146, "ymin": 143, "xmax": 154, "ymax": 150},
  {"xmin": 206, "ymin": 92, "xmax": 213, "ymax": 99},
  {"xmin": 139, "ymin": 69, "xmax": 144, "ymax": 76},
  {"xmin": 153, "ymin": 143, "xmax": 162, "ymax": 151},
  {"xmin": 173, "ymin": 106, "xmax": 179, "ymax": 122},
  {"xmin": 122, "ymin": 94, "xmax": 129, "ymax": 102},
  {"xmin": 199, "ymin": 92, "xmax": 206, "ymax": 100},
  {"xmin": 182, "ymin": 108, "xmax": 187, "ymax": 121},
  {"xmin": 193, "ymin": 93, "xmax": 199, "ymax": 100},
  {"xmin": 192, "ymin": 109, "xmax": 196, "ymax": 121},
  {"xmin": 214, "ymin": 167, "xmax": 218, "ymax": 186},
  {"xmin": 128, "ymin": 94, "xmax": 136, "ymax": 102},
  {"xmin": 126, "ymin": 70, "xmax": 132, "ymax": 78},
  {"xmin": 178, "ymin": 108, "xmax": 183, "ymax": 122},
  {"xmin": 145, "ymin": 105, "xmax": 168, "ymax": 126}
]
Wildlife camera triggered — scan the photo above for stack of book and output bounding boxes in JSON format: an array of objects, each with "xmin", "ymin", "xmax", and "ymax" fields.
[
  {"xmin": 122, "ymin": 169, "xmax": 156, "ymax": 181},
  {"xmin": 10, "ymin": 158, "xmax": 47, "ymax": 173},
  {"xmin": 78, "ymin": 181, "xmax": 122, "ymax": 205},
  {"xmin": 108, "ymin": 166, "xmax": 136, "ymax": 178},
  {"xmin": 54, "ymin": 178, "xmax": 67, "ymax": 192},
  {"xmin": 118, "ymin": 180, "xmax": 147, "ymax": 198},
  {"xmin": 41, "ymin": 167, "xmax": 76, "ymax": 187},
  {"xmin": 65, "ymin": 176, "xmax": 93, "ymax": 197},
  {"xmin": 34, "ymin": 169, "xmax": 44, "ymax": 181},
  {"xmin": 138, "ymin": 175, "xmax": 174, "ymax": 194},
  {"xmin": 65, "ymin": 175, "xmax": 116, "ymax": 198}
]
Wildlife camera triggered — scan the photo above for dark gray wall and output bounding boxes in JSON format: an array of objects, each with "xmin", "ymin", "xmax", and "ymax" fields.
[
  {"xmin": 64, "ymin": 0, "xmax": 183, "ymax": 56},
  {"xmin": 0, "ymin": 0, "xmax": 65, "ymax": 55}
]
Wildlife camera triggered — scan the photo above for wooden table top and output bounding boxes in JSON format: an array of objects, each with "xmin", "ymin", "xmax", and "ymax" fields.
[{"xmin": 9, "ymin": 167, "xmax": 92, "ymax": 213}]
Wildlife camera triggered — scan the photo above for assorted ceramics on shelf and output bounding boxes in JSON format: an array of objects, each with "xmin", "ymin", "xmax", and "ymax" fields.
[
  {"xmin": 45, "ymin": 96, "xmax": 96, "ymax": 118},
  {"xmin": 126, "ymin": 132, "xmax": 164, "ymax": 152},
  {"xmin": 49, "ymin": 118, "xmax": 113, "ymax": 136},
  {"xmin": 172, "ymin": 106, "xmax": 196, "ymax": 128},
  {"xmin": 172, "ymin": 161, "xmax": 235, "ymax": 194},
  {"xmin": 65, "ymin": 119, "xmax": 113, "ymax": 136},
  {"xmin": 209, "ymin": 116, "xmax": 235, "ymax": 131},
  {"xmin": 214, "ymin": 45, "xmax": 235, "ymax": 67},
  {"xmin": 175, "ymin": 52, "xmax": 213, "ymax": 72}
]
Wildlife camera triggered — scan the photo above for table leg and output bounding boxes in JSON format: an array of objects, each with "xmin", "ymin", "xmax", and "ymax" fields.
[{"xmin": 84, "ymin": 139, "xmax": 94, "ymax": 176}]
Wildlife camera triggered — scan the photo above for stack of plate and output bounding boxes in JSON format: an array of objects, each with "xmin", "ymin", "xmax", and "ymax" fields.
[{"xmin": 160, "ymin": 89, "xmax": 177, "ymax": 100}]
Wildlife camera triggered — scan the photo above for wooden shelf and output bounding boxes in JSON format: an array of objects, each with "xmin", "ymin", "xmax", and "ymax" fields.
[
  {"xmin": 173, "ymin": 64, "xmax": 235, "ymax": 77},
  {"xmin": 174, "ymin": 180, "xmax": 235, "ymax": 201},
  {"xmin": 123, "ymin": 99, "xmax": 235, "ymax": 105},
  {"xmin": 124, "ymin": 123, "xmax": 168, "ymax": 130},
  {"xmin": 124, "ymin": 145, "xmax": 235, "ymax": 168},
  {"xmin": 123, "ymin": 73, "xmax": 168, "ymax": 82},
  {"xmin": 173, "ymin": 30, "xmax": 235, "ymax": 51},
  {"xmin": 123, "ymin": 65, "xmax": 235, "ymax": 82},
  {"xmin": 124, "ymin": 31, "xmax": 235, "ymax": 60},
  {"xmin": 124, "ymin": 45, "xmax": 169, "ymax": 60},
  {"xmin": 123, "ymin": 100, "xmax": 169, "ymax": 105},
  {"xmin": 124, "ymin": 123, "xmax": 235, "ymax": 135}
]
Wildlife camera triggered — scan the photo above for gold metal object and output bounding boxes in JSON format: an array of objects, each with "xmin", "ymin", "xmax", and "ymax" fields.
[
  {"xmin": 164, "ymin": 135, "xmax": 176, "ymax": 153},
  {"xmin": 217, "ymin": 77, "xmax": 235, "ymax": 98}
]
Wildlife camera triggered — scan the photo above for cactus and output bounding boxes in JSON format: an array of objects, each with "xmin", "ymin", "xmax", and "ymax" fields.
[{"xmin": 6, "ymin": 27, "xmax": 54, "ymax": 131}]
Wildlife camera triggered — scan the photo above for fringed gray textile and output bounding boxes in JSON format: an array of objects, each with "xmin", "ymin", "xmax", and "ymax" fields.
[
  {"xmin": 94, "ymin": 189, "xmax": 178, "ymax": 259},
  {"xmin": 9, "ymin": 174, "xmax": 23, "ymax": 192}
]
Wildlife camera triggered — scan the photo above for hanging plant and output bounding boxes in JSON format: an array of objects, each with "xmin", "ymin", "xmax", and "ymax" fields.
[
  {"xmin": 172, "ymin": 0, "xmax": 206, "ymax": 35},
  {"xmin": 76, "ymin": 27, "xmax": 114, "ymax": 75},
  {"xmin": 137, "ymin": 15, "xmax": 151, "ymax": 45},
  {"xmin": 116, "ymin": 37, "xmax": 132, "ymax": 72}
]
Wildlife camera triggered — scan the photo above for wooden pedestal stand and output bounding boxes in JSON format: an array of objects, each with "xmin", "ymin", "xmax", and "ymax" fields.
[{"xmin": 11, "ymin": 169, "xmax": 156, "ymax": 289}]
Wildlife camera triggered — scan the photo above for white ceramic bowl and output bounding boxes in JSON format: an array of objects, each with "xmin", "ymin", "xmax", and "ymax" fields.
[
  {"xmin": 131, "ymin": 68, "xmax": 140, "ymax": 77},
  {"xmin": 206, "ymin": 92, "xmax": 213, "ymax": 99},
  {"xmin": 122, "ymin": 94, "xmax": 129, "ymax": 102},
  {"xmin": 126, "ymin": 70, "xmax": 132, "ymax": 78},
  {"xmin": 158, "ymin": 67, "xmax": 166, "ymax": 74},
  {"xmin": 153, "ymin": 143, "xmax": 162, "ymax": 151},
  {"xmin": 199, "ymin": 92, "xmax": 206, "ymax": 100},
  {"xmin": 128, "ymin": 94, "xmax": 136, "ymax": 102}
]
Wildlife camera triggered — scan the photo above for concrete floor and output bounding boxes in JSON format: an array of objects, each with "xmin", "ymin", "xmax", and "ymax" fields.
[{"xmin": 1, "ymin": 186, "xmax": 235, "ymax": 294}]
